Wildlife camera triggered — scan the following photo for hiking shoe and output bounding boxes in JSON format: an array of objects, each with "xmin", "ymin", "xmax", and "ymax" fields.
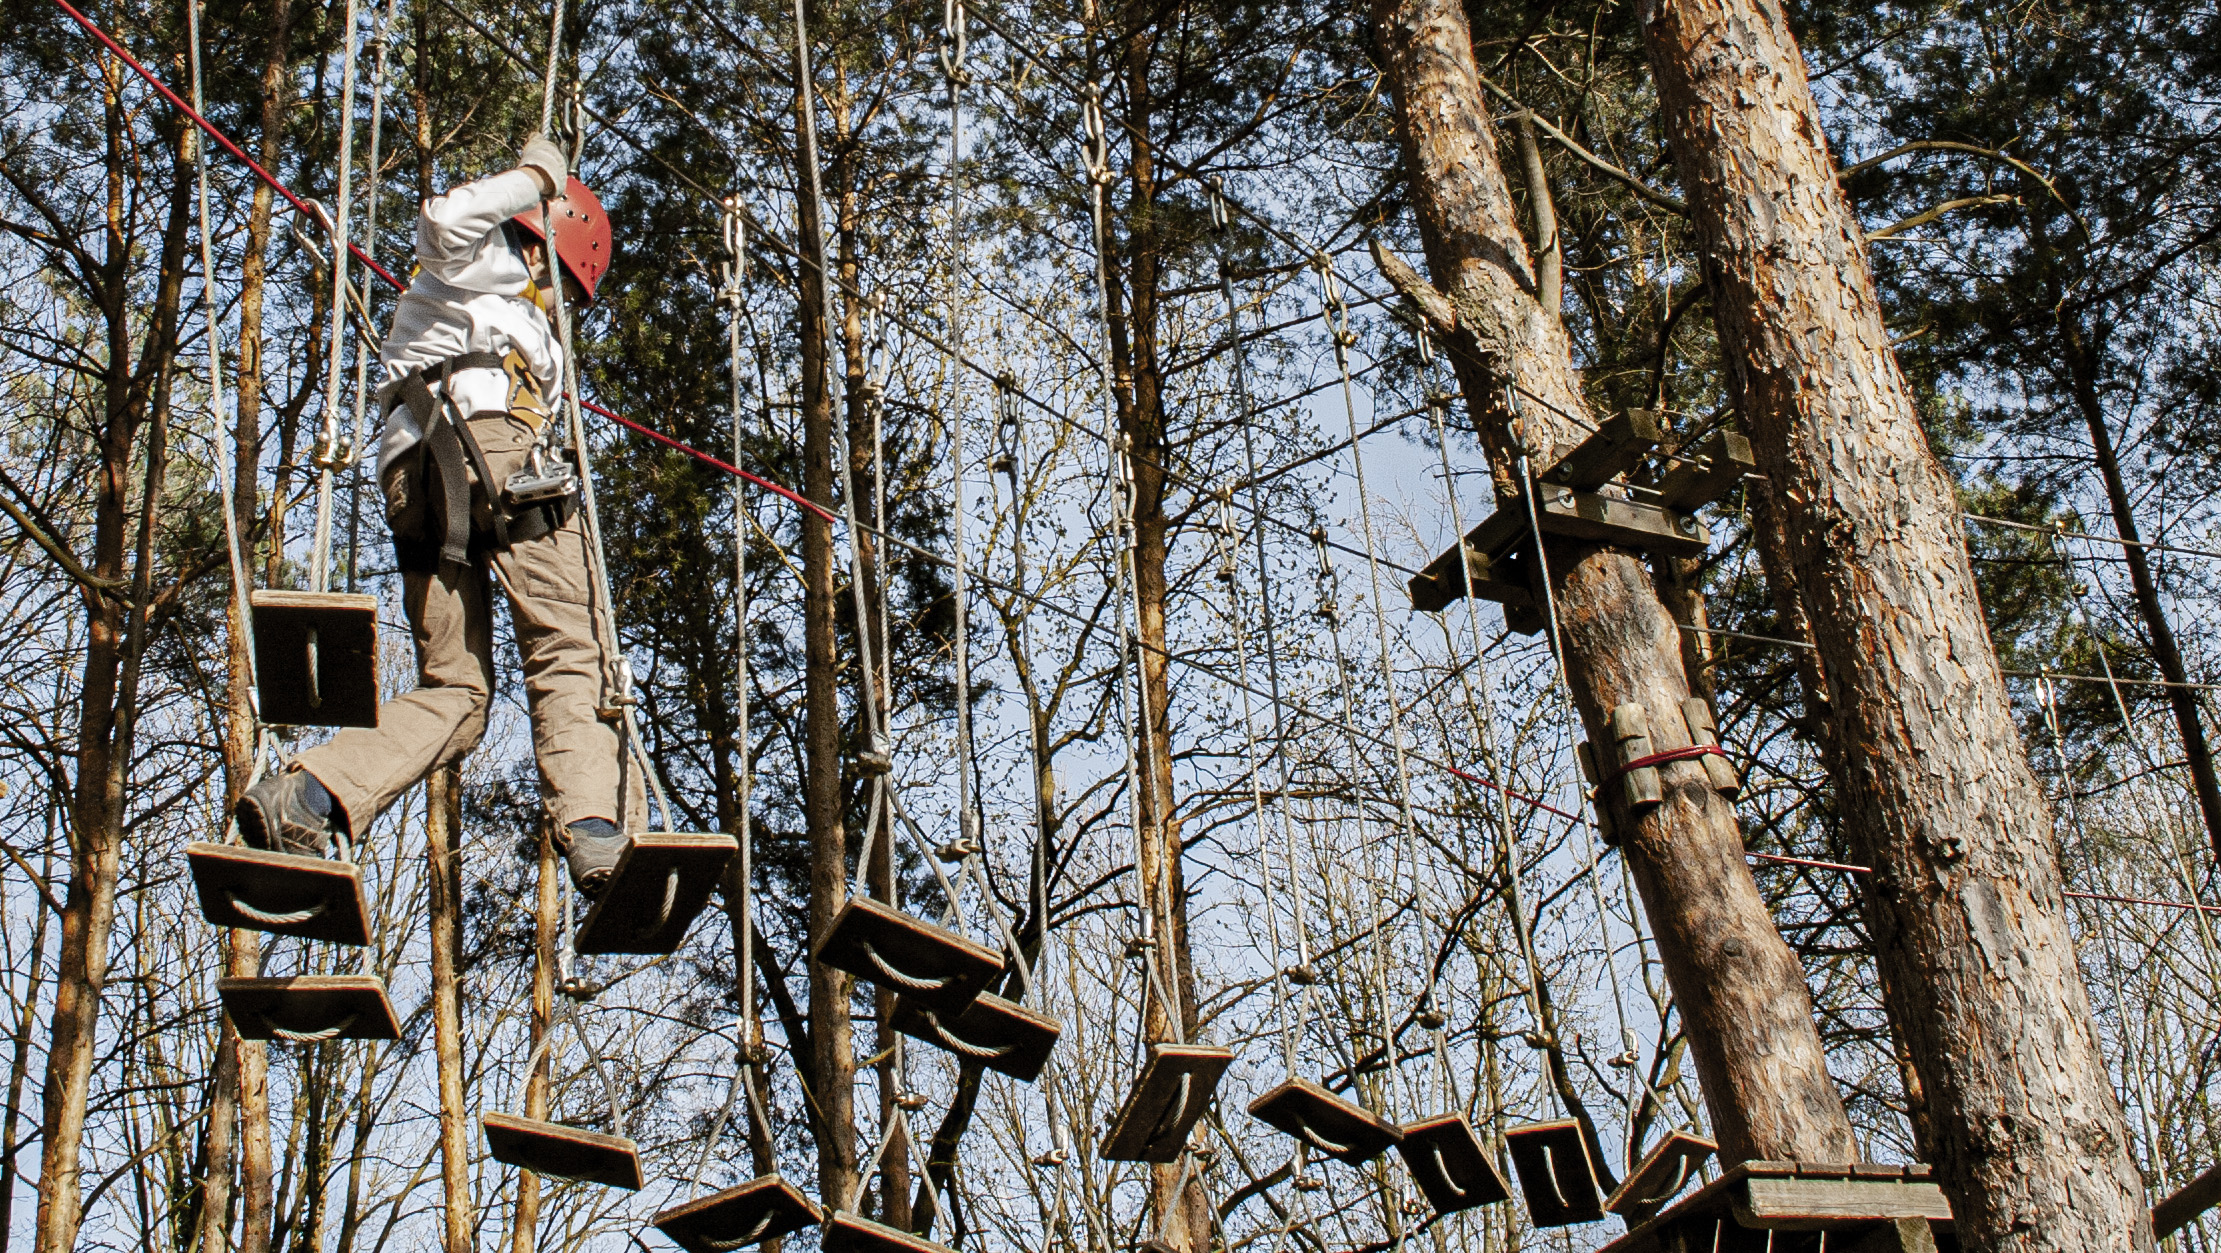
[
  {"xmin": 235, "ymin": 769, "xmax": 341, "ymax": 857},
  {"xmin": 564, "ymin": 818, "xmax": 628, "ymax": 897}
]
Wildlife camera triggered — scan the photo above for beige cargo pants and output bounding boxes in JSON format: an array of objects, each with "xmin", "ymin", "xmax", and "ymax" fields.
[{"xmin": 297, "ymin": 409, "xmax": 637, "ymax": 835}]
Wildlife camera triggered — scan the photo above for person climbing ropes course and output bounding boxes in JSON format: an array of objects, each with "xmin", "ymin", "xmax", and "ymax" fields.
[{"xmin": 234, "ymin": 135, "xmax": 637, "ymax": 895}]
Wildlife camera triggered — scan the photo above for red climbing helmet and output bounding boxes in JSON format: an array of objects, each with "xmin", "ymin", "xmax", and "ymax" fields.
[{"xmin": 511, "ymin": 176, "xmax": 611, "ymax": 304}]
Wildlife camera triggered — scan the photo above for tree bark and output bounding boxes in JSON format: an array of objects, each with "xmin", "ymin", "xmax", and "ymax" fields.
[
  {"xmin": 426, "ymin": 765, "xmax": 472, "ymax": 1253},
  {"xmin": 1637, "ymin": 0, "xmax": 2150, "ymax": 1246},
  {"xmin": 794, "ymin": 33, "xmax": 859, "ymax": 1212},
  {"xmin": 1370, "ymin": 0, "xmax": 1858, "ymax": 1167}
]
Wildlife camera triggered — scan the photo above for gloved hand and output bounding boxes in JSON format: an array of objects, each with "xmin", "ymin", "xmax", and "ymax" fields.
[{"xmin": 518, "ymin": 134, "xmax": 568, "ymax": 199}]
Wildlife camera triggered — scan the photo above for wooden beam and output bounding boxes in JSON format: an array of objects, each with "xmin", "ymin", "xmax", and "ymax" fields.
[
  {"xmin": 1410, "ymin": 487, "xmax": 1708, "ymax": 611},
  {"xmin": 1409, "ymin": 535, "xmax": 1536, "ymax": 612},
  {"xmin": 2154, "ymin": 1161, "xmax": 2221, "ymax": 1238},
  {"xmin": 1531, "ymin": 486, "xmax": 1711, "ymax": 557},
  {"xmin": 1536, "ymin": 409, "xmax": 1664, "ymax": 491},
  {"xmin": 1653, "ymin": 429, "xmax": 1757, "ymax": 511},
  {"xmin": 1732, "ymin": 1177, "xmax": 1953, "ymax": 1231}
]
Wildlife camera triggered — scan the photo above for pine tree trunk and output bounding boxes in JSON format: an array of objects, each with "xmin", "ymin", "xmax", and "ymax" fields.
[
  {"xmin": 794, "ymin": 36, "xmax": 859, "ymax": 1210},
  {"xmin": 2059, "ymin": 326, "xmax": 2221, "ymax": 863},
  {"xmin": 1637, "ymin": 0, "xmax": 2150, "ymax": 1245},
  {"xmin": 426, "ymin": 766, "xmax": 472, "ymax": 1253},
  {"xmin": 1369, "ymin": 0, "xmax": 1858, "ymax": 1167},
  {"xmin": 35, "ymin": 81, "xmax": 193, "ymax": 1253}
]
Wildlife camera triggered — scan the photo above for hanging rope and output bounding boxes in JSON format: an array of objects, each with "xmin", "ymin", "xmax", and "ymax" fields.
[
  {"xmin": 306, "ymin": 0, "xmax": 364, "ymax": 594},
  {"xmin": 343, "ymin": 0, "xmax": 404, "ymax": 593}
]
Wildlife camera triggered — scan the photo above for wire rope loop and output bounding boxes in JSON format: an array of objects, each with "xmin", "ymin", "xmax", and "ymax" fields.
[
  {"xmin": 224, "ymin": 893, "xmax": 327, "ymax": 926},
  {"xmin": 1208, "ymin": 176, "xmax": 1229, "ymax": 233},
  {"xmin": 1291, "ymin": 1120, "xmax": 1355, "ymax": 1157},
  {"xmin": 916, "ymin": 1009, "xmax": 1017, "ymax": 1060},
  {"xmin": 720, "ymin": 196, "xmax": 748, "ymax": 306},
  {"xmin": 938, "ymin": 0, "xmax": 969, "ymax": 84},
  {"xmin": 1080, "ymin": 85, "xmax": 1112, "ymax": 186},
  {"xmin": 697, "ymin": 1212, "xmax": 778, "ymax": 1252},
  {"xmin": 265, "ymin": 1013, "xmax": 358, "ymax": 1044},
  {"xmin": 855, "ymin": 940, "xmax": 957, "ymax": 993}
]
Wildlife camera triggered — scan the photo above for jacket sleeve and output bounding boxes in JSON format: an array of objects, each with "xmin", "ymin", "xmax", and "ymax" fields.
[{"xmin": 413, "ymin": 168, "xmax": 545, "ymax": 281}]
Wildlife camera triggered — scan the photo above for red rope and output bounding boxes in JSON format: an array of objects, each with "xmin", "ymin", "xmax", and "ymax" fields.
[
  {"xmin": 581, "ymin": 400, "xmax": 832, "ymax": 522},
  {"xmin": 52, "ymin": 0, "xmax": 824, "ymax": 518},
  {"xmin": 1441, "ymin": 765, "xmax": 1584, "ymax": 823},
  {"xmin": 1617, "ymin": 743, "xmax": 1729, "ymax": 775}
]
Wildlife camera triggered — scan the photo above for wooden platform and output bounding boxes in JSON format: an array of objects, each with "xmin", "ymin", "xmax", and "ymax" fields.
[
  {"xmin": 1397, "ymin": 1113, "xmax": 1511, "ymax": 1213},
  {"xmin": 813, "ymin": 896, "xmax": 1004, "ymax": 1015},
  {"xmin": 218, "ymin": 976, "xmax": 400, "ymax": 1042},
  {"xmin": 1101, "ymin": 1043, "xmax": 1234, "ymax": 1163},
  {"xmin": 1594, "ymin": 1162, "xmax": 1952, "ymax": 1253},
  {"xmin": 482, "ymin": 1112, "xmax": 642, "ymax": 1190},
  {"xmin": 820, "ymin": 1212, "xmax": 956, "ymax": 1253},
  {"xmin": 890, "ymin": 991, "xmax": 1060, "ymax": 1081},
  {"xmin": 1505, "ymin": 1119, "xmax": 1605, "ymax": 1227},
  {"xmin": 1246, "ymin": 1077, "xmax": 1402, "ymax": 1165},
  {"xmin": 1607, "ymin": 1131, "xmax": 1716, "ymax": 1221},
  {"xmin": 574, "ymin": 832, "xmax": 738, "ymax": 955},
  {"xmin": 251, "ymin": 590, "xmax": 380, "ymax": 727},
  {"xmin": 187, "ymin": 842, "xmax": 372, "ymax": 946},
  {"xmin": 652, "ymin": 1174, "xmax": 821, "ymax": 1252}
]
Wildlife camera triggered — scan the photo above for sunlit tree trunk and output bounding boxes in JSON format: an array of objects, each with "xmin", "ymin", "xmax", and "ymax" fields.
[
  {"xmin": 1639, "ymin": 0, "xmax": 2149, "ymax": 1245},
  {"xmin": 1370, "ymin": 0, "xmax": 1858, "ymax": 1167}
]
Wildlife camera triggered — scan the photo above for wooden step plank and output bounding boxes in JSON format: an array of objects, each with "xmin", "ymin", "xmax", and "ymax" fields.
[
  {"xmin": 1397, "ymin": 1113, "xmax": 1510, "ymax": 1213},
  {"xmin": 251, "ymin": 590, "xmax": 380, "ymax": 728},
  {"xmin": 575, "ymin": 832, "xmax": 738, "ymax": 955},
  {"xmin": 1608, "ymin": 1131, "xmax": 1716, "ymax": 1220},
  {"xmin": 820, "ymin": 1213, "xmax": 955, "ymax": 1253},
  {"xmin": 1247, "ymin": 1078, "xmax": 1402, "ymax": 1165},
  {"xmin": 1504, "ymin": 1119, "xmax": 1605, "ymax": 1227},
  {"xmin": 482, "ymin": 1112, "xmax": 641, "ymax": 1190},
  {"xmin": 1101, "ymin": 1043, "xmax": 1234, "ymax": 1163},
  {"xmin": 890, "ymin": 991, "xmax": 1060, "ymax": 1082},
  {"xmin": 652, "ymin": 1174, "xmax": 821, "ymax": 1252},
  {"xmin": 813, "ymin": 896, "xmax": 1003, "ymax": 1016},
  {"xmin": 219, "ymin": 976, "xmax": 400, "ymax": 1042},
  {"xmin": 187, "ymin": 842, "xmax": 371, "ymax": 946}
]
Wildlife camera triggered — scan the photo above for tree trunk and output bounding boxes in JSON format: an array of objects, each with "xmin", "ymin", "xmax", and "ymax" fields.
[
  {"xmin": 1096, "ymin": 38, "xmax": 1209, "ymax": 1248},
  {"xmin": 507, "ymin": 823, "xmax": 557, "ymax": 1253},
  {"xmin": 1637, "ymin": 0, "xmax": 2149, "ymax": 1245},
  {"xmin": 794, "ymin": 32, "xmax": 858, "ymax": 1211},
  {"xmin": 0, "ymin": 844, "xmax": 53, "ymax": 1253},
  {"xmin": 36, "ymin": 76, "xmax": 194, "ymax": 1252},
  {"xmin": 426, "ymin": 765, "xmax": 473, "ymax": 1253},
  {"xmin": 1370, "ymin": 0, "xmax": 1858, "ymax": 1167},
  {"xmin": 2059, "ymin": 325, "xmax": 2221, "ymax": 863}
]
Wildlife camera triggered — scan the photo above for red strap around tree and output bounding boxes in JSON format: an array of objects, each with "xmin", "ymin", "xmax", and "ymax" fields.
[{"xmin": 1617, "ymin": 743, "xmax": 1729, "ymax": 776}]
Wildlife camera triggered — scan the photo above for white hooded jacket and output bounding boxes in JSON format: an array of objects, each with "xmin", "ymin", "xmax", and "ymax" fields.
[{"xmin": 375, "ymin": 168, "xmax": 562, "ymax": 474}]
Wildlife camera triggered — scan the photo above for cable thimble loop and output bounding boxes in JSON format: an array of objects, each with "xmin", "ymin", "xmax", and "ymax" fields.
[
  {"xmin": 938, "ymin": 0, "xmax": 969, "ymax": 84},
  {"xmin": 1208, "ymin": 175, "xmax": 1229, "ymax": 233},
  {"xmin": 1315, "ymin": 257, "xmax": 1355, "ymax": 349},
  {"xmin": 1081, "ymin": 84, "xmax": 1111, "ymax": 186},
  {"xmin": 720, "ymin": 195, "xmax": 747, "ymax": 307}
]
